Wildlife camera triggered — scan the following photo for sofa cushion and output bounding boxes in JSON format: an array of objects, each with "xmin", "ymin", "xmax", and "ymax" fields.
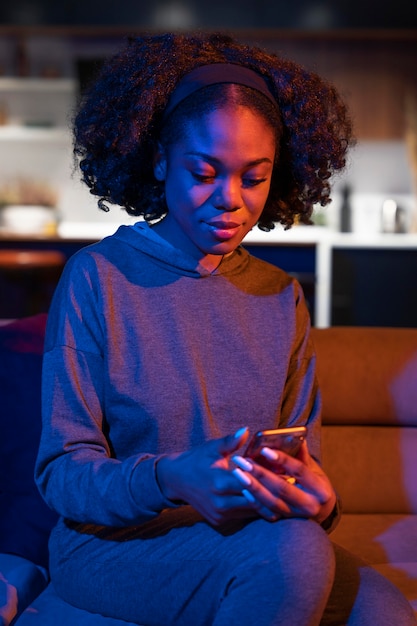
[
  {"xmin": 0, "ymin": 315, "xmax": 58, "ymax": 569},
  {"xmin": 311, "ymin": 326, "xmax": 417, "ymax": 426},
  {"xmin": 15, "ymin": 583, "xmax": 139, "ymax": 625},
  {"xmin": 322, "ymin": 425, "xmax": 417, "ymax": 514},
  {"xmin": 0, "ymin": 554, "xmax": 48, "ymax": 626},
  {"xmin": 331, "ymin": 514, "xmax": 417, "ymax": 614}
]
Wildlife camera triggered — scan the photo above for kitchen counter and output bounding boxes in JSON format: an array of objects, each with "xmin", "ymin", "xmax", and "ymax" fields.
[
  {"xmin": 2, "ymin": 221, "xmax": 417, "ymax": 247},
  {"xmin": 56, "ymin": 218, "xmax": 417, "ymax": 245},
  {"xmin": 2, "ymin": 222, "xmax": 417, "ymax": 327},
  {"xmin": 53, "ymin": 223, "xmax": 417, "ymax": 330}
]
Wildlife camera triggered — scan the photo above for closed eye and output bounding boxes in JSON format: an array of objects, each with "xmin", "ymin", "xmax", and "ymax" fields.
[
  {"xmin": 242, "ymin": 178, "xmax": 268, "ymax": 188},
  {"xmin": 192, "ymin": 173, "xmax": 215, "ymax": 183}
]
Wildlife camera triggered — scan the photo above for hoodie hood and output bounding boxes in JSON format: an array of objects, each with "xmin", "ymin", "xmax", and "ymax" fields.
[{"xmin": 111, "ymin": 222, "xmax": 250, "ymax": 278}]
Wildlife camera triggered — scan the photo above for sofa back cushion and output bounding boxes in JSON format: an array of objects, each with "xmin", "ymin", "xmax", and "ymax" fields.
[
  {"xmin": 0, "ymin": 314, "xmax": 58, "ymax": 569},
  {"xmin": 321, "ymin": 425, "xmax": 417, "ymax": 513},
  {"xmin": 312, "ymin": 326, "xmax": 417, "ymax": 514},
  {"xmin": 311, "ymin": 326, "xmax": 417, "ymax": 426}
]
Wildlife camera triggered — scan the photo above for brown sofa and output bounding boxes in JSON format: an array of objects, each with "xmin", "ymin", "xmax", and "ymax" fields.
[
  {"xmin": 312, "ymin": 326, "xmax": 417, "ymax": 616},
  {"xmin": 0, "ymin": 316, "xmax": 416, "ymax": 623}
]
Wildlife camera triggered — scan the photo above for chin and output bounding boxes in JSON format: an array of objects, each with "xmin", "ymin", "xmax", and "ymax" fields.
[{"xmin": 209, "ymin": 241, "xmax": 240, "ymax": 256}]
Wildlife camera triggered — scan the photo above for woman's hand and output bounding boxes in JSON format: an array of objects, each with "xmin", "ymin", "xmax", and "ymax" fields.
[
  {"xmin": 156, "ymin": 427, "xmax": 265, "ymax": 526},
  {"xmin": 231, "ymin": 441, "xmax": 337, "ymax": 524}
]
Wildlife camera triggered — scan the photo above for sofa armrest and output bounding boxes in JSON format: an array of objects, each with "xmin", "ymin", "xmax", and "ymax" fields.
[{"xmin": 0, "ymin": 554, "xmax": 48, "ymax": 626}]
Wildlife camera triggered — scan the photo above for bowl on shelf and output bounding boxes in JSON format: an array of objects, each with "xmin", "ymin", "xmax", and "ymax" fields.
[{"xmin": 1, "ymin": 204, "xmax": 57, "ymax": 235}]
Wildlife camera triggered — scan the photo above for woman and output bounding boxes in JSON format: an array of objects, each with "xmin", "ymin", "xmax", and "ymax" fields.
[{"xmin": 35, "ymin": 32, "xmax": 416, "ymax": 625}]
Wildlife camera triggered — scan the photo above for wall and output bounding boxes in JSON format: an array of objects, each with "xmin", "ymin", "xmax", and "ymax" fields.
[{"xmin": 0, "ymin": 29, "xmax": 416, "ymax": 234}]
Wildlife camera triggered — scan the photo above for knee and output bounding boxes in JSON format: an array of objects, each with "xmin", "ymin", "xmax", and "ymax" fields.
[
  {"xmin": 275, "ymin": 519, "xmax": 335, "ymax": 586},
  {"xmin": 239, "ymin": 518, "xmax": 335, "ymax": 584},
  {"xmin": 226, "ymin": 519, "xmax": 335, "ymax": 619}
]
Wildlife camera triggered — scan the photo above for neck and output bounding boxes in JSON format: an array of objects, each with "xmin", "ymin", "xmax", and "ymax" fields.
[
  {"xmin": 198, "ymin": 254, "xmax": 224, "ymax": 274},
  {"xmin": 151, "ymin": 218, "xmax": 229, "ymax": 274}
]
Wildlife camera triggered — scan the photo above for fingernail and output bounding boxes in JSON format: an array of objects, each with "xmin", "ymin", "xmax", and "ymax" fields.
[
  {"xmin": 233, "ymin": 468, "xmax": 252, "ymax": 487},
  {"xmin": 234, "ymin": 427, "xmax": 248, "ymax": 439},
  {"xmin": 232, "ymin": 455, "xmax": 253, "ymax": 472},
  {"xmin": 261, "ymin": 447, "xmax": 279, "ymax": 461},
  {"xmin": 242, "ymin": 489, "xmax": 256, "ymax": 503}
]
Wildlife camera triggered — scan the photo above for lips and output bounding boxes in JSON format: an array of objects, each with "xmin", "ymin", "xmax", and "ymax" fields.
[
  {"xmin": 207, "ymin": 220, "xmax": 241, "ymax": 229},
  {"xmin": 206, "ymin": 219, "xmax": 242, "ymax": 241}
]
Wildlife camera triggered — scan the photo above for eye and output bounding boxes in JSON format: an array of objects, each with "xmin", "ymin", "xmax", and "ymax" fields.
[
  {"xmin": 242, "ymin": 177, "xmax": 268, "ymax": 188},
  {"xmin": 192, "ymin": 173, "xmax": 215, "ymax": 184}
]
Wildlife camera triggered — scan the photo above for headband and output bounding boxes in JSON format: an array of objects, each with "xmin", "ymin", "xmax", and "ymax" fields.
[{"xmin": 163, "ymin": 63, "xmax": 278, "ymax": 121}]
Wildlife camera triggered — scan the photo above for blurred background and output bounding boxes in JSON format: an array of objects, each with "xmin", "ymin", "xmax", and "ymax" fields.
[
  {"xmin": 0, "ymin": 0, "xmax": 417, "ymax": 29},
  {"xmin": 0, "ymin": 1, "xmax": 417, "ymax": 326}
]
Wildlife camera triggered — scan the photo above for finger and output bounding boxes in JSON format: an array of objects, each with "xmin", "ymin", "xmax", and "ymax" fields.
[
  {"xmin": 216, "ymin": 427, "xmax": 250, "ymax": 457},
  {"xmin": 257, "ymin": 447, "xmax": 332, "ymax": 505},
  {"xmin": 232, "ymin": 460, "xmax": 307, "ymax": 518},
  {"xmin": 259, "ymin": 447, "xmax": 311, "ymax": 483},
  {"xmin": 241, "ymin": 490, "xmax": 280, "ymax": 522},
  {"xmin": 233, "ymin": 455, "xmax": 320, "ymax": 517},
  {"xmin": 232, "ymin": 466, "xmax": 277, "ymax": 515},
  {"xmin": 296, "ymin": 439, "xmax": 310, "ymax": 464},
  {"xmin": 199, "ymin": 492, "xmax": 261, "ymax": 525}
]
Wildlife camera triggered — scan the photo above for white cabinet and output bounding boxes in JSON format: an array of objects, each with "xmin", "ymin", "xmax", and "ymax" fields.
[
  {"xmin": 0, "ymin": 77, "xmax": 76, "ymax": 209},
  {"xmin": 0, "ymin": 77, "xmax": 75, "ymax": 128}
]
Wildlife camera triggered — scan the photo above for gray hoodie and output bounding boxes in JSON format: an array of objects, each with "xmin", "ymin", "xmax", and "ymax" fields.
[{"xmin": 35, "ymin": 223, "xmax": 321, "ymax": 528}]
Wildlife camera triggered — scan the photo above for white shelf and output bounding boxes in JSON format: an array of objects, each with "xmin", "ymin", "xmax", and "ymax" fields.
[
  {"xmin": 0, "ymin": 77, "xmax": 76, "ymax": 129},
  {"xmin": 244, "ymin": 224, "xmax": 417, "ymax": 248},
  {"xmin": 0, "ymin": 78, "xmax": 75, "ymax": 93},
  {"xmin": 0, "ymin": 125, "xmax": 70, "ymax": 142}
]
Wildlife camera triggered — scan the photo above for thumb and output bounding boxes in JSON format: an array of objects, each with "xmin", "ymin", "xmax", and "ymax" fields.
[
  {"xmin": 217, "ymin": 427, "xmax": 250, "ymax": 457},
  {"xmin": 297, "ymin": 439, "xmax": 311, "ymax": 463},
  {"xmin": 298, "ymin": 439, "xmax": 321, "ymax": 471}
]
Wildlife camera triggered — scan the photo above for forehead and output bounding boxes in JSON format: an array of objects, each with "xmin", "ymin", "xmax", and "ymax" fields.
[{"xmin": 179, "ymin": 105, "xmax": 276, "ymax": 158}]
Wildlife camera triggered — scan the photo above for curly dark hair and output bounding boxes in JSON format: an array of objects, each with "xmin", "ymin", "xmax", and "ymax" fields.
[{"xmin": 73, "ymin": 32, "xmax": 354, "ymax": 230}]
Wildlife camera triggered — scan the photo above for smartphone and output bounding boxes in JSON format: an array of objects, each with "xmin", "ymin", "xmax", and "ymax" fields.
[{"xmin": 244, "ymin": 426, "xmax": 307, "ymax": 463}]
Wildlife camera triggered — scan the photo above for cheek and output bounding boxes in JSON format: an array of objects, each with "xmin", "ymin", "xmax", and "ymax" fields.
[
  {"xmin": 166, "ymin": 179, "xmax": 212, "ymax": 212},
  {"xmin": 164, "ymin": 176, "xmax": 187, "ymax": 211},
  {"xmin": 190, "ymin": 187, "xmax": 214, "ymax": 207},
  {"xmin": 245, "ymin": 189, "xmax": 270, "ymax": 216}
]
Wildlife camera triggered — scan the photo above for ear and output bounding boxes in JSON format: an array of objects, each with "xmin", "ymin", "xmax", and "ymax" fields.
[{"xmin": 153, "ymin": 142, "xmax": 167, "ymax": 181}]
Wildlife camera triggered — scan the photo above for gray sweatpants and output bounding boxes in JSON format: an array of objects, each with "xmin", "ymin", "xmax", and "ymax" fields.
[{"xmin": 49, "ymin": 508, "xmax": 416, "ymax": 625}]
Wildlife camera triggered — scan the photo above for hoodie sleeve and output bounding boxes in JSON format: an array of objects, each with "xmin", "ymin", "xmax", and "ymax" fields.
[
  {"xmin": 280, "ymin": 279, "xmax": 322, "ymax": 464},
  {"xmin": 35, "ymin": 249, "xmax": 176, "ymax": 526}
]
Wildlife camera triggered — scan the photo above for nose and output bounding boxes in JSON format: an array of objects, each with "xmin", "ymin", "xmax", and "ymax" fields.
[{"xmin": 214, "ymin": 177, "xmax": 243, "ymax": 211}]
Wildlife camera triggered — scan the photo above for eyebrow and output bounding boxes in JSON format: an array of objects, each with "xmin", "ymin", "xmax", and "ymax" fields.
[{"xmin": 185, "ymin": 151, "xmax": 273, "ymax": 167}]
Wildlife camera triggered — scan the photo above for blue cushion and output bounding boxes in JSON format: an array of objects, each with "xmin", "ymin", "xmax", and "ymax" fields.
[
  {"xmin": 0, "ymin": 553, "xmax": 48, "ymax": 626},
  {"xmin": 0, "ymin": 317, "xmax": 139, "ymax": 624},
  {"xmin": 15, "ymin": 583, "xmax": 140, "ymax": 625},
  {"xmin": 0, "ymin": 315, "xmax": 58, "ymax": 569}
]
